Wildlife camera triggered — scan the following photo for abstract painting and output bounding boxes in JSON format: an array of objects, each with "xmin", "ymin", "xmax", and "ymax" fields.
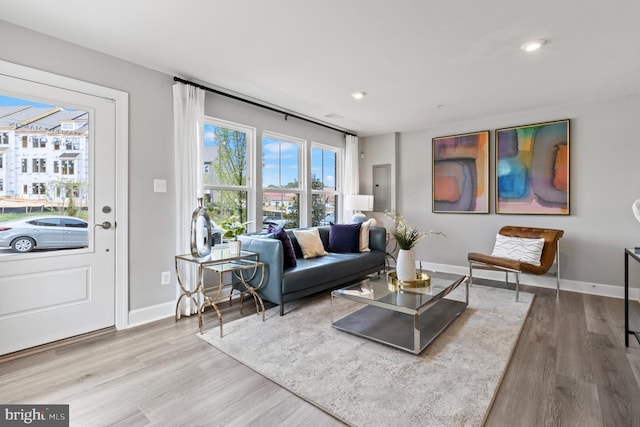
[
  {"xmin": 432, "ymin": 131, "xmax": 489, "ymax": 213},
  {"xmin": 495, "ymin": 119, "xmax": 570, "ymax": 215}
]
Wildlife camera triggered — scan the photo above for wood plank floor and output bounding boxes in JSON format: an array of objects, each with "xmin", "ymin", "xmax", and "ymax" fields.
[{"xmin": 2, "ymin": 284, "xmax": 640, "ymax": 426}]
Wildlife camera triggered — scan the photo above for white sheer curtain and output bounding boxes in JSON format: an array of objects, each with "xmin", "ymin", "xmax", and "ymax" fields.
[
  {"xmin": 343, "ymin": 134, "xmax": 359, "ymax": 221},
  {"xmin": 173, "ymin": 82, "xmax": 205, "ymax": 315}
]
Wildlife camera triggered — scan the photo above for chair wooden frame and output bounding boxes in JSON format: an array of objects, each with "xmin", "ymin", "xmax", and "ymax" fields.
[{"xmin": 467, "ymin": 226, "xmax": 564, "ymax": 301}]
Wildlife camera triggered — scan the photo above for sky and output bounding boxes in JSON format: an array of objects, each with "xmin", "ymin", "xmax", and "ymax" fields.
[{"xmin": 0, "ymin": 95, "xmax": 54, "ymax": 108}]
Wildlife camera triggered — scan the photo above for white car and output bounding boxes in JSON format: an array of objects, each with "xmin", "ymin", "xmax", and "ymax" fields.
[{"xmin": 0, "ymin": 215, "xmax": 88, "ymax": 253}]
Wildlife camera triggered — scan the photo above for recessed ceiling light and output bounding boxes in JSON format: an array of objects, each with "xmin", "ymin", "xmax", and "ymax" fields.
[
  {"xmin": 351, "ymin": 91, "xmax": 366, "ymax": 100},
  {"xmin": 520, "ymin": 39, "xmax": 546, "ymax": 52}
]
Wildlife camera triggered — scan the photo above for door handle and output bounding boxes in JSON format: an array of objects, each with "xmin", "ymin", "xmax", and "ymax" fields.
[{"xmin": 95, "ymin": 221, "xmax": 112, "ymax": 229}]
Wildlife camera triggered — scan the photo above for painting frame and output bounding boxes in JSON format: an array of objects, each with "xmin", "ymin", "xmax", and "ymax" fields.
[
  {"xmin": 432, "ymin": 130, "xmax": 490, "ymax": 214},
  {"xmin": 495, "ymin": 119, "xmax": 570, "ymax": 215}
]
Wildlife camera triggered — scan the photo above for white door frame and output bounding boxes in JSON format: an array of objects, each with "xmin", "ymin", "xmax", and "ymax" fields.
[{"xmin": 0, "ymin": 59, "xmax": 129, "ymax": 330}]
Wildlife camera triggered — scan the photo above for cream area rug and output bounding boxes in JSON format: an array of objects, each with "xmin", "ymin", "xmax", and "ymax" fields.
[{"xmin": 199, "ymin": 280, "xmax": 534, "ymax": 427}]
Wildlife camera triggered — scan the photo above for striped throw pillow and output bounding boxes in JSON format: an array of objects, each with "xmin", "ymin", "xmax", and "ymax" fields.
[{"xmin": 491, "ymin": 234, "xmax": 545, "ymax": 266}]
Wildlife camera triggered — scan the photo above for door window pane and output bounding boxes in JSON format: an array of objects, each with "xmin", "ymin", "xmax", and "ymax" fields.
[{"xmin": 0, "ymin": 94, "xmax": 89, "ymax": 253}]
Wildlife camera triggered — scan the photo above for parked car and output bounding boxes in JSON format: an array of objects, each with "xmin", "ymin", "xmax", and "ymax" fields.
[
  {"xmin": 209, "ymin": 220, "xmax": 223, "ymax": 244},
  {"xmin": 0, "ymin": 215, "xmax": 88, "ymax": 253},
  {"xmin": 262, "ymin": 216, "xmax": 286, "ymax": 229}
]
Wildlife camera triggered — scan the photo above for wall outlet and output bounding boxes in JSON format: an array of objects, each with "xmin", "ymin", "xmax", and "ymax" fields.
[
  {"xmin": 161, "ymin": 271, "xmax": 171, "ymax": 285},
  {"xmin": 153, "ymin": 179, "xmax": 167, "ymax": 193}
]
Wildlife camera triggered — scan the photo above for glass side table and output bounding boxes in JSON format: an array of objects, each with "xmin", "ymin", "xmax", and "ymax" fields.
[{"xmin": 175, "ymin": 249, "xmax": 265, "ymax": 337}]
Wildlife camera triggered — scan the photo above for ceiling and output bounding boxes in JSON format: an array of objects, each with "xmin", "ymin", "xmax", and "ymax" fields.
[{"xmin": 2, "ymin": 0, "xmax": 639, "ymax": 136}]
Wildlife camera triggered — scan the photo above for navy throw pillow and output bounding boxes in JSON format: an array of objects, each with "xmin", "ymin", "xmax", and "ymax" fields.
[
  {"xmin": 268, "ymin": 225, "xmax": 297, "ymax": 268},
  {"xmin": 328, "ymin": 223, "xmax": 361, "ymax": 253}
]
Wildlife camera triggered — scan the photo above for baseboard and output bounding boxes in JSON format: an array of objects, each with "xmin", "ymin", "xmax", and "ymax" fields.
[
  {"xmin": 416, "ymin": 261, "xmax": 640, "ymax": 301},
  {"xmin": 127, "ymin": 302, "xmax": 175, "ymax": 328},
  {"xmin": 126, "ymin": 294, "xmax": 243, "ymax": 329}
]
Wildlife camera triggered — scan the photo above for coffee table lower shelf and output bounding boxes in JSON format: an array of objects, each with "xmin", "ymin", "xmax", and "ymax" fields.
[{"xmin": 332, "ymin": 299, "xmax": 467, "ymax": 354}]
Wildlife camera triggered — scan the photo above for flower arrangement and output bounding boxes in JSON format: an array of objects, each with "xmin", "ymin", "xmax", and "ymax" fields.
[
  {"xmin": 385, "ymin": 210, "xmax": 445, "ymax": 250},
  {"xmin": 221, "ymin": 215, "xmax": 253, "ymax": 241}
]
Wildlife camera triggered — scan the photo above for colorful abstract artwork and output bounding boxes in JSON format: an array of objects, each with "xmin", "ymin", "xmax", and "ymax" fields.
[
  {"xmin": 495, "ymin": 119, "xmax": 570, "ymax": 215},
  {"xmin": 432, "ymin": 131, "xmax": 489, "ymax": 213}
]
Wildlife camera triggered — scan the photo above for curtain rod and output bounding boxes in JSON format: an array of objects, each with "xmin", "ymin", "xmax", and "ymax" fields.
[{"xmin": 173, "ymin": 76, "xmax": 356, "ymax": 137}]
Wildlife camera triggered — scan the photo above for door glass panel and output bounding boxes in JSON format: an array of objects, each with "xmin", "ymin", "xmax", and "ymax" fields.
[{"xmin": 0, "ymin": 94, "xmax": 90, "ymax": 255}]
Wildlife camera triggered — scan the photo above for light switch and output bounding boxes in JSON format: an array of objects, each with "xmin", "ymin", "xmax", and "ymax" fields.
[{"xmin": 153, "ymin": 179, "xmax": 167, "ymax": 193}]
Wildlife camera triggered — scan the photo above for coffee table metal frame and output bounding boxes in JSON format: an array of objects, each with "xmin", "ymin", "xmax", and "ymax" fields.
[{"xmin": 331, "ymin": 271, "xmax": 468, "ymax": 354}]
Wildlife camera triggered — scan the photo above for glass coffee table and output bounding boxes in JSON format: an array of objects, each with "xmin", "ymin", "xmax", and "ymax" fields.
[{"xmin": 331, "ymin": 271, "xmax": 468, "ymax": 354}]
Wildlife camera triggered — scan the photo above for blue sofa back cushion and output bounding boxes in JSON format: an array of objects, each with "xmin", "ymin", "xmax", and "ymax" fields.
[
  {"xmin": 268, "ymin": 225, "xmax": 297, "ymax": 268},
  {"xmin": 328, "ymin": 223, "xmax": 362, "ymax": 253}
]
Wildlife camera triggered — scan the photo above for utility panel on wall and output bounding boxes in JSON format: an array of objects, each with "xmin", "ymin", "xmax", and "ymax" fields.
[{"xmin": 373, "ymin": 164, "xmax": 391, "ymax": 212}]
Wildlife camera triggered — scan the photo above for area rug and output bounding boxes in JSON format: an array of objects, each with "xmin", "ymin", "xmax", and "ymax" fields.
[{"xmin": 198, "ymin": 281, "xmax": 534, "ymax": 427}]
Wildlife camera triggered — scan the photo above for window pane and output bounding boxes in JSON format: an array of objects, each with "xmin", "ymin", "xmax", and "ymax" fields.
[
  {"xmin": 311, "ymin": 147, "xmax": 337, "ymax": 191},
  {"xmin": 312, "ymin": 194, "xmax": 337, "ymax": 226},
  {"xmin": 262, "ymin": 136, "xmax": 299, "ymax": 189},
  {"xmin": 262, "ymin": 191, "xmax": 299, "ymax": 229},
  {"xmin": 0, "ymin": 95, "xmax": 89, "ymax": 232},
  {"xmin": 203, "ymin": 124, "xmax": 248, "ymax": 187},
  {"xmin": 203, "ymin": 188, "xmax": 248, "ymax": 226}
]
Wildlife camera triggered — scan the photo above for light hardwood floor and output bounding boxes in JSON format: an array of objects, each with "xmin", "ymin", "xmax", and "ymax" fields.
[{"xmin": 2, "ymin": 284, "xmax": 640, "ymax": 426}]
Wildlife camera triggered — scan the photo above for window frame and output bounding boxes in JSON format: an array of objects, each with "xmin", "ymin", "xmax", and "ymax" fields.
[
  {"xmin": 203, "ymin": 116, "xmax": 256, "ymax": 229},
  {"xmin": 310, "ymin": 142, "xmax": 342, "ymax": 226},
  {"xmin": 262, "ymin": 131, "xmax": 305, "ymax": 228}
]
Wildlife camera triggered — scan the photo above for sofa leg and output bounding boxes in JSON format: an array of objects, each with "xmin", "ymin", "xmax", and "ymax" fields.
[{"xmin": 280, "ymin": 304, "xmax": 284, "ymax": 316}]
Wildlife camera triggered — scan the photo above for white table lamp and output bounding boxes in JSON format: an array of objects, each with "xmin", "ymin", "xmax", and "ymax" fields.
[{"xmin": 344, "ymin": 195, "xmax": 374, "ymax": 223}]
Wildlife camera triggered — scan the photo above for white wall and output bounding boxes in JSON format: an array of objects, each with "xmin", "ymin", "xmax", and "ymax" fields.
[{"xmin": 363, "ymin": 93, "xmax": 640, "ymax": 293}]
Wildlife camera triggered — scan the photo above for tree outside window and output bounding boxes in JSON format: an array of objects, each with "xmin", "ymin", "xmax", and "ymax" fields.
[{"xmin": 203, "ymin": 120, "xmax": 253, "ymax": 227}]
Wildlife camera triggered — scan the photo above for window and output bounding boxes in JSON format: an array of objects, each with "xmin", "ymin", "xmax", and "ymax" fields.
[
  {"xmin": 32, "ymin": 158, "xmax": 46, "ymax": 173},
  {"xmin": 203, "ymin": 118, "xmax": 254, "ymax": 228},
  {"xmin": 0, "ymin": 179, "xmax": 3, "ymax": 192},
  {"xmin": 53, "ymin": 138, "xmax": 61, "ymax": 150},
  {"xmin": 0, "ymin": 132, "xmax": 8, "ymax": 145},
  {"xmin": 21, "ymin": 158, "xmax": 28, "ymax": 173},
  {"xmin": 0, "ymin": 156, "xmax": 3, "ymax": 169},
  {"xmin": 311, "ymin": 145, "xmax": 340, "ymax": 226},
  {"xmin": 31, "ymin": 183, "xmax": 46, "ymax": 195},
  {"xmin": 53, "ymin": 160, "xmax": 59, "ymax": 173},
  {"xmin": 262, "ymin": 132, "xmax": 302, "ymax": 229},
  {"xmin": 61, "ymin": 160, "xmax": 74, "ymax": 175},
  {"xmin": 21, "ymin": 136, "xmax": 27, "ymax": 148}
]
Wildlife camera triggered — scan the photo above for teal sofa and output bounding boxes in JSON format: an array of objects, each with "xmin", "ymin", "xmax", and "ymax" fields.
[{"xmin": 238, "ymin": 225, "xmax": 386, "ymax": 315}]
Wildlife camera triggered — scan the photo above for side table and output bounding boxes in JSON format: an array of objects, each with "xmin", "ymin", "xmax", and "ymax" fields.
[
  {"xmin": 624, "ymin": 248, "xmax": 640, "ymax": 347},
  {"xmin": 175, "ymin": 249, "xmax": 265, "ymax": 337}
]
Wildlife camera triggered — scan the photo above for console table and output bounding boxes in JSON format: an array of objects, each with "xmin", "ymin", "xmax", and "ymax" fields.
[
  {"xmin": 175, "ymin": 248, "xmax": 265, "ymax": 337},
  {"xmin": 624, "ymin": 248, "xmax": 640, "ymax": 347}
]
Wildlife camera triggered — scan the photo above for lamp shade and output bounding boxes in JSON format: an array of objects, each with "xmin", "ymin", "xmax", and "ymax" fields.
[{"xmin": 344, "ymin": 194, "xmax": 374, "ymax": 212}]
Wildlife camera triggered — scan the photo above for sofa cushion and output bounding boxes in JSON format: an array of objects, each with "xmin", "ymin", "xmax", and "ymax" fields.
[
  {"xmin": 328, "ymin": 223, "xmax": 361, "ymax": 253},
  {"xmin": 359, "ymin": 219, "xmax": 373, "ymax": 252},
  {"xmin": 268, "ymin": 225, "xmax": 297, "ymax": 268},
  {"xmin": 292, "ymin": 228, "xmax": 328, "ymax": 259}
]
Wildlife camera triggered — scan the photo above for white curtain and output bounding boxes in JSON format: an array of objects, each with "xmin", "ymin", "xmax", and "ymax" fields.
[
  {"xmin": 173, "ymin": 82, "xmax": 205, "ymax": 315},
  {"xmin": 343, "ymin": 134, "xmax": 359, "ymax": 221}
]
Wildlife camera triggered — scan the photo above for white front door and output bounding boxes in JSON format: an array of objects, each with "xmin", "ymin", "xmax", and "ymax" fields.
[{"xmin": 0, "ymin": 73, "xmax": 117, "ymax": 355}]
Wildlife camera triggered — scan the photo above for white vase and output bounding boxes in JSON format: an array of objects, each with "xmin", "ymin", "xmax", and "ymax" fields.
[
  {"xmin": 229, "ymin": 240, "xmax": 241, "ymax": 256},
  {"xmin": 396, "ymin": 249, "xmax": 416, "ymax": 281}
]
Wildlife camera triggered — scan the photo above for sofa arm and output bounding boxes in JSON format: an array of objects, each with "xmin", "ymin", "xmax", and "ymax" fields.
[
  {"xmin": 238, "ymin": 235, "xmax": 284, "ymax": 305},
  {"xmin": 369, "ymin": 226, "xmax": 386, "ymax": 252}
]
